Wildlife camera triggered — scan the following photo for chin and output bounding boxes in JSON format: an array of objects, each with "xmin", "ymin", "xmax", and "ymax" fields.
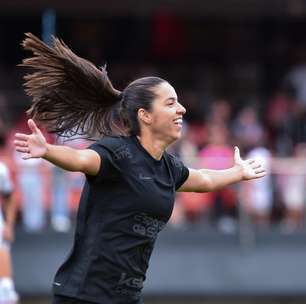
[
  {"xmin": 170, "ymin": 131, "xmax": 182, "ymax": 142},
  {"xmin": 159, "ymin": 129, "xmax": 182, "ymax": 145}
]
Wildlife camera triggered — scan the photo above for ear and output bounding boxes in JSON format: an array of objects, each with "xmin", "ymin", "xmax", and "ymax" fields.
[{"xmin": 137, "ymin": 108, "xmax": 152, "ymax": 125}]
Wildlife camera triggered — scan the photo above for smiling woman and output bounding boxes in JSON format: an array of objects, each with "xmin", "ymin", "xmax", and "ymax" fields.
[{"xmin": 14, "ymin": 32, "xmax": 266, "ymax": 304}]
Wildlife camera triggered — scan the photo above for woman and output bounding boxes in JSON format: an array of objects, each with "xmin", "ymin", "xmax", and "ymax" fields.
[{"xmin": 14, "ymin": 33, "xmax": 266, "ymax": 304}]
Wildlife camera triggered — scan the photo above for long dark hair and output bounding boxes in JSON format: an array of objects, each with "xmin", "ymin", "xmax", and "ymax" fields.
[{"xmin": 20, "ymin": 33, "xmax": 166, "ymax": 138}]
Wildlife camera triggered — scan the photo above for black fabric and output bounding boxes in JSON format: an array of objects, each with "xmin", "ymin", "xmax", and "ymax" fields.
[
  {"xmin": 53, "ymin": 136, "xmax": 189, "ymax": 304},
  {"xmin": 52, "ymin": 295, "xmax": 96, "ymax": 304}
]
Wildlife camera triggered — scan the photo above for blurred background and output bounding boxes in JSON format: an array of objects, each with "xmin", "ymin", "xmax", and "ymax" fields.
[{"xmin": 0, "ymin": 0, "xmax": 306, "ymax": 303}]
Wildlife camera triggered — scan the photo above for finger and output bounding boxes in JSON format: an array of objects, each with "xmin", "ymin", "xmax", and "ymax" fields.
[
  {"xmin": 16, "ymin": 147, "xmax": 30, "ymax": 153},
  {"xmin": 14, "ymin": 140, "xmax": 28, "ymax": 147},
  {"xmin": 251, "ymin": 163, "xmax": 262, "ymax": 170},
  {"xmin": 246, "ymin": 159, "xmax": 256, "ymax": 164},
  {"xmin": 234, "ymin": 146, "xmax": 241, "ymax": 162},
  {"xmin": 255, "ymin": 168, "xmax": 266, "ymax": 174},
  {"xmin": 21, "ymin": 153, "xmax": 33, "ymax": 160},
  {"xmin": 15, "ymin": 133, "xmax": 29, "ymax": 141},
  {"xmin": 254, "ymin": 172, "xmax": 267, "ymax": 179},
  {"xmin": 28, "ymin": 119, "xmax": 40, "ymax": 134}
]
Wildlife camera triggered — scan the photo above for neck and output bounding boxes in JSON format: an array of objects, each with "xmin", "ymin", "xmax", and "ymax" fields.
[{"xmin": 136, "ymin": 133, "xmax": 168, "ymax": 160}]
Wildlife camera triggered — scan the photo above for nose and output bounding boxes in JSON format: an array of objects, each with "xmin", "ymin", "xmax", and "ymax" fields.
[{"xmin": 177, "ymin": 102, "xmax": 186, "ymax": 115}]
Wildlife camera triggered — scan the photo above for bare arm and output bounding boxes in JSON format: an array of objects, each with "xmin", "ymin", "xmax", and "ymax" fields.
[
  {"xmin": 178, "ymin": 147, "xmax": 266, "ymax": 192},
  {"xmin": 14, "ymin": 119, "xmax": 101, "ymax": 175},
  {"xmin": 43, "ymin": 144, "xmax": 100, "ymax": 174}
]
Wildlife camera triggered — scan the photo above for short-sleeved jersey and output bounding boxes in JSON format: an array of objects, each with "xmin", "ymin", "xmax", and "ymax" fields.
[{"xmin": 53, "ymin": 136, "xmax": 189, "ymax": 304}]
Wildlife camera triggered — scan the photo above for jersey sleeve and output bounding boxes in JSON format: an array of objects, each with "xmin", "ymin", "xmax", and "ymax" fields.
[
  {"xmin": 86, "ymin": 137, "xmax": 123, "ymax": 182},
  {"xmin": 0, "ymin": 163, "xmax": 13, "ymax": 196},
  {"xmin": 167, "ymin": 153, "xmax": 190, "ymax": 190}
]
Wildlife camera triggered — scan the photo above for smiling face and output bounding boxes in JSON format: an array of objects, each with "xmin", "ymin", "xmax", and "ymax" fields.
[{"xmin": 137, "ymin": 82, "xmax": 186, "ymax": 143}]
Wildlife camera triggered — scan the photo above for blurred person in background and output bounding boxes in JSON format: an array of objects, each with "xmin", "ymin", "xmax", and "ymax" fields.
[
  {"xmin": 274, "ymin": 143, "xmax": 306, "ymax": 233},
  {"xmin": 232, "ymin": 105, "xmax": 264, "ymax": 155},
  {"xmin": 0, "ymin": 134, "xmax": 18, "ymax": 303},
  {"xmin": 167, "ymin": 122, "xmax": 198, "ymax": 168},
  {"xmin": 50, "ymin": 165, "xmax": 71, "ymax": 232},
  {"xmin": 265, "ymin": 86, "xmax": 297, "ymax": 156},
  {"xmin": 13, "ymin": 153, "xmax": 46, "ymax": 232},
  {"xmin": 287, "ymin": 43, "xmax": 306, "ymax": 112},
  {"xmin": 51, "ymin": 135, "xmax": 88, "ymax": 232},
  {"xmin": 14, "ymin": 33, "xmax": 265, "ymax": 304},
  {"xmin": 173, "ymin": 98, "xmax": 233, "ymax": 226},
  {"xmin": 12, "ymin": 113, "xmax": 46, "ymax": 232},
  {"xmin": 168, "ymin": 123, "xmax": 202, "ymax": 226},
  {"xmin": 239, "ymin": 134, "xmax": 273, "ymax": 228},
  {"xmin": 206, "ymin": 98, "xmax": 232, "ymax": 126},
  {"xmin": 198, "ymin": 123, "xmax": 237, "ymax": 233},
  {"xmin": 50, "ymin": 135, "xmax": 72, "ymax": 233}
]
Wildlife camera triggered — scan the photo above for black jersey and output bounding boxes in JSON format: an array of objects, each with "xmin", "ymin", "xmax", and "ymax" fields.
[{"xmin": 53, "ymin": 136, "xmax": 189, "ymax": 304}]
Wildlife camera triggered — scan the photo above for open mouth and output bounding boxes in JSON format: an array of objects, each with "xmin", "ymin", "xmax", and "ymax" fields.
[{"xmin": 173, "ymin": 118, "xmax": 183, "ymax": 127}]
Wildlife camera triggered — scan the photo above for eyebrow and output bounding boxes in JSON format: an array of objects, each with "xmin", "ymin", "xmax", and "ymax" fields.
[{"xmin": 165, "ymin": 97, "xmax": 177, "ymax": 102}]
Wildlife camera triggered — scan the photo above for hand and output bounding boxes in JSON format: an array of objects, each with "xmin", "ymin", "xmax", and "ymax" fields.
[
  {"xmin": 234, "ymin": 146, "xmax": 266, "ymax": 181},
  {"xmin": 2, "ymin": 224, "xmax": 14, "ymax": 243},
  {"xmin": 14, "ymin": 119, "xmax": 48, "ymax": 159}
]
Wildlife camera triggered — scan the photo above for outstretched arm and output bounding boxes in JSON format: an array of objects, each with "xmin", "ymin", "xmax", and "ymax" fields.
[
  {"xmin": 14, "ymin": 119, "xmax": 100, "ymax": 175},
  {"xmin": 178, "ymin": 147, "xmax": 266, "ymax": 192}
]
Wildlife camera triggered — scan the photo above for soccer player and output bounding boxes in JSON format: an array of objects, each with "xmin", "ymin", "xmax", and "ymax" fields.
[{"xmin": 14, "ymin": 33, "xmax": 266, "ymax": 304}]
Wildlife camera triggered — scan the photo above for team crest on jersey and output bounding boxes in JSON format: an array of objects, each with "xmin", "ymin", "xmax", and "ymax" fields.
[{"xmin": 114, "ymin": 146, "xmax": 132, "ymax": 160}]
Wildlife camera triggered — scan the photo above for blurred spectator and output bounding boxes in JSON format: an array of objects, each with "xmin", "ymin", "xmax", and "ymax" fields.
[
  {"xmin": 50, "ymin": 166, "xmax": 71, "ymax": 232},
  {"xmin": 239, "ymin": 145, "xmax": 273, "ymax": 228},
  {"xmin": 50, "ymin": 135, "xmax": 71, "ymax": 233},
  {"xmin": 68, "ymin": 171, "xmax": 85, "ymax": 214},
  {"xmin": 190, "ymin": 123, "xmax": 237, "ymax": 232},
  {"xmin": 274, "ymin": 143, "xmax": 306, "ymax": 233},
  {"xmin": 14, "ymin": 152, "xmax": 46, "ymax": 232},
  {"xmin": 291, "ymin": 107, "xmax": 306, "ymax": 145},
  {"xmin": 0, "ymin": 136, "xmax": 18, "ymax": 303},
  {"xmin": 168, "ymin": 122, "xmax": 198, "ymax": 167},
  {"xmin": 287, "ymin": 44, "xmax": 306, "ymax": 110},
  {"xmin": 232, "ymin": 105, "xmax": 264, "ymax": 154},
  {"xmin": 2, "ymin": 16, "xmax": 306, "ymax": 234},
  {"xmin": 169, "ymin": 123, "xmax": 200, "ymax": 226},
  {"xmin": 64, "ymin": 136, "xmax": 87, "ymax": 216},
  {"xmin": 207, "ymin": 98, "xmax": 232, "ymax": 126},
  {"xmin": 265, "ymin": 87, "xmax": 297, "ymax": 156},
  {"xmin": 12, "ymin": 114, "xmax": 48, "ymax": 232}
]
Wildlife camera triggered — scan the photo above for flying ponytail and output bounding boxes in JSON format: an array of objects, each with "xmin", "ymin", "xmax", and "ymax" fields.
[{"xmin": 20, "ymin": 32, "xmax": 123, "ymax": 138}]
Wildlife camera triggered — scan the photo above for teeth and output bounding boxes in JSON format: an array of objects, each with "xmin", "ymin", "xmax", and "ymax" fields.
[{"xmin": 174, "ymin": 118, "xmax": 183, "ymax": 124}]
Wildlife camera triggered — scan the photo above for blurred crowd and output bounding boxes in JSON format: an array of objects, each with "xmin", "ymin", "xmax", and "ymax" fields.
[
  {"xmin": 0, "ymin": 125, "xmax": 88, "ymax": 233},
  {"xmin": 170, "ymin": 92, "xmax": 306, "ymax": 234},
  {"xmin": 0, "ymin": 14, "xmax": 306, "ymax": 234},
  {"xmin": 0, "ymin": 67, "xmax": 305, "ymax": 234}
]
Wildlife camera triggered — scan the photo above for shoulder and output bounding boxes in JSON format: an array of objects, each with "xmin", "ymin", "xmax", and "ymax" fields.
[
  {"xmin": 164, "ymin": 152, "xmax": 190, "ymax": 190},
  {"xmin": 89, "ymin": 136, "xmax": 133, "ymax": 162},
  {"xmin": 95, "ymin": 135, "xmax": 126, "ymax": 146},
  {"xmin": 95, "ymin": 136, "xmax": 130, "ymax": 149},
  {"xmin": 164, "ymin": 152, "xmax": 184, "ymax": 168}
]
